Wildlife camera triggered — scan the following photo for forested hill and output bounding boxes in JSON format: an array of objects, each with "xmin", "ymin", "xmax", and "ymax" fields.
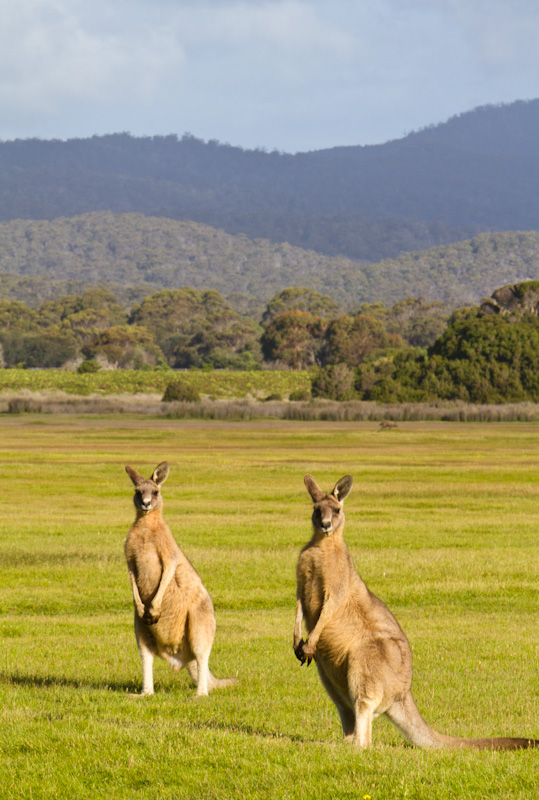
[
  {"xmin": 1, "ymin": 212, "xmax": 539, "ymax": 313},
  {"xmin": 0, "ymin": 100, "xmax": 538, "ymax": 262}
]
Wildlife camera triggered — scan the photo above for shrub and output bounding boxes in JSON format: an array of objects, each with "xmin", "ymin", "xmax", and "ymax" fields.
[
  {"xmin": 77, "ymin": 359, "xmax": 101, "ymax": 374},
  {"xmin": 310, "ymin": 363, "xmax": 358, "ymax": 400},
  {"xmin": 162, "ymin": 378, "xmax": 201, "ymax": 403},
  {"xmin": 289, "ymin": 388, "xmax": 311, "ymax": 401},
  {"xmin": 1, "ymin": 330, "xmax": 78, "ymax": 368}
]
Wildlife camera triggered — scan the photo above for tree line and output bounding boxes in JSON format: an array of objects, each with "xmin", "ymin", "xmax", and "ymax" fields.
[
  {"xmin": 3, "ymin": 281, "xmax": 539, "ymax": 405},
  {"xmin": 0, "ymin": 285, "xmax": 447, "ymax": 372},
  {"xmin": 313, "ymin": 282, "xmax": 539, "ymax": 404}
]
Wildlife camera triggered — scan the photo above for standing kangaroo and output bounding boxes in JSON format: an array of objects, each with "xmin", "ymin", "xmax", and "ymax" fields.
[
  {"xmin": 124, "ymin": 462, "xmax": 236, "ymax": 696},
  {"xmin": 294, "ymin": 473, "xmax": 538, "ymax": 749}
]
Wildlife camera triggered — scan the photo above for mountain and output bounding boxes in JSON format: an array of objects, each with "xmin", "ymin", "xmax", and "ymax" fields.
[
  {"xmin": 1, "ymin": 213, "xmax": 539, "ymax": 313},
  {"xmin": 1, "ymin": 100, "xmax": 538, "ymax": 262}
]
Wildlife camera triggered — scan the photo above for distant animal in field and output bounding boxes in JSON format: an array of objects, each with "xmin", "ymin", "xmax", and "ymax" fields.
[
  {"xmin": 378, "ymin": 420, "xmax": 398, "ymax": 430},
  {"xmin": 124, "ymin": 461, "xmax": 237, "ymax": 696},
  {"xmin": 294, "ymin": 473, "xmax": 538, "ymax": 750}
]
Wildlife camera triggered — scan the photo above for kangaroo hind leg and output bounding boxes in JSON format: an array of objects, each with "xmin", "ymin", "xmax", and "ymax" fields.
[
  {"xmin": 317, "ymin": 666, "xmax": 355, "ymax": 740},
  {"xmin": 137, "ymin": 637, "xmax": 155, "ymax": 696},
  {"xmin": 353, "ymin": 698, "xmax": 378, "ymax": 749},
  {"xmin": 187, "ymin": 602, "xmax": 216, "ymax": 697}
]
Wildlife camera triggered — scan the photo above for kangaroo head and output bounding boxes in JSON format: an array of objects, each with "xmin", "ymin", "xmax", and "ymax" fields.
[
  {"xmin": 304, "ymin": 474, "xmax": 353, "ymax": 536},
  {"xmin": 125, "ymin": 462, "xmax": 170, "ymax": 515}
]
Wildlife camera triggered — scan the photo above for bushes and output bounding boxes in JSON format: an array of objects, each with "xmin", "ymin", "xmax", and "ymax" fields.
[
  {"xmin": 289, "ymin": 388, "xmax": 311, "ymax": 401},
  {"xmin": 311, "ymin": 364, "xmax": 357, "ymax": 401},
  {"xmin": 162, "ymin": 379, "xmax": 201, "ymax": 403},
  {"xmin": 77, "ymin": 359, "xmax": 101, "ymax": 374},
  {"xmin": 347, "ymin": 306, "xmax": 539, "ymax": 404},
  {"xmin": 0, "ymin": 330, "xmax": 79, "ymax": 368}
]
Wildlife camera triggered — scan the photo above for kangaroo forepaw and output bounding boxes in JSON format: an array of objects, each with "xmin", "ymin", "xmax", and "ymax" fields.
[
  {"xmin": 143, "ymin": 606, "xmax": 161, "ymax": 625},
  {"xmin": 294, "ymin": 640, "xmax": 306, "ymax": 663},
  {"xmin": 294, "ymin": 640, "xmax": 314, "ymax": 666},
  {"xmin": 302, "ymin": 641, "xmax": 316, "ymax": 664}
]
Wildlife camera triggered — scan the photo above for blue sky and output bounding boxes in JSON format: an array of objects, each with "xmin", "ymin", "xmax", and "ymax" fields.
[{"xmin": 1, "ymin": 0, "xmax": 538, "ymax": 152}]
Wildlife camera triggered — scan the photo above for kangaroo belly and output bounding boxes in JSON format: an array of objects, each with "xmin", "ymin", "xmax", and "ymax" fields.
[
  {"xmin": 149, "ymin": 583, "xmax": 191, "ymax": 653},
  {"xmin": 133, "ymin": 546, "xmax": 162, "ymax": 603}
]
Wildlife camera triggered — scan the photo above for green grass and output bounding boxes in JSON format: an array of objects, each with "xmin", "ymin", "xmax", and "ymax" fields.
[
  {"xmin": 0, "ymin": 368, "xmax": 311, "ymax": 397},
  {"xmin": 1, "ymin": 417, "xmax": 539, "ymax": 799}
]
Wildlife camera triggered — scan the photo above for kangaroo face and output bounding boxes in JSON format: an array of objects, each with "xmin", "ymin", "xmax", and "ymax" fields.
[
  {"xmin": 304, "ymin": 473, "xmax": 353, "ymax": 537},
  {"xmin": 133, "ymin": 478, "xmax": 162, "ymax": 515},
  {"xmin": 311, "ymin": 497, "xmax": 343, "ymax": 536},
  {"xmin": 125, "ymin": 462, "xmax": 170, "ymax": 515}
]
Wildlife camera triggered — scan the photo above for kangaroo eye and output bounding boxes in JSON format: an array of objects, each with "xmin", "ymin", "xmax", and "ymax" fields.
[
  {"xmin": 152, "ymin": 490, "xmax": 158, "ymax": 497},
  {"xmin": 333, "ymin": 508, "xmax": 340, "ymax": 514}
]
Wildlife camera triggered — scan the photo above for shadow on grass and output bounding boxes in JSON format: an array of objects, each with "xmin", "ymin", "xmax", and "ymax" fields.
[
  {"xmin": 2, "ymin": 670, "xmax": 328, "ymax": 744},
  {"xmin": 2, "ymin": 671, "xmax": 138, "ymax": 694},
  {"xmin": 187, "ymin": 718, "xmax": 310, "ymax": 744}
]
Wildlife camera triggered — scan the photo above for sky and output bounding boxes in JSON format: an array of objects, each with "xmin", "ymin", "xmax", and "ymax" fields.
[{"xmin": 1, "ymin": 0, "xmax": 539, "ymax": 153}]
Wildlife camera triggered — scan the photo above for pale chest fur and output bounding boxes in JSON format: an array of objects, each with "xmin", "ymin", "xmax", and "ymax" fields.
[
  {"xmin": 124, "ymin": 516, "xmax": 176, "ymax": 602},
  {"xmin": 297, "ymin": 536, "xmax": 354, "ymax": 632}
]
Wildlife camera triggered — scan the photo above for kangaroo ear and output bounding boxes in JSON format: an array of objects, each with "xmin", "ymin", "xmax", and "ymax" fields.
[
  {"xmin": 125, "ymin": 465, "xmax": 144, "ymax": 486},
  {"xmin": 304, "ymin": 474, "xmax": 325, "ymax": 502},
  {"xmin": 152, "ymin": 461, "xmax": 170, "ymax": 485},
  {"xmin": 332, "ymin": 475, "xmax": 353, "ymax": 502}
]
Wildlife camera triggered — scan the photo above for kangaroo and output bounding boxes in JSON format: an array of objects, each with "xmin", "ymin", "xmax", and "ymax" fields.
[
  {"xmin": 378, "ymin": 420, "xmax": 398, "ymax": 430},
  {"xmin": 294, "ymin": 473, "xmax": 538, "ymax": 749},
  {"xmin": 124, "ymin": 461, "xmax": 236, "ymax": 696}
]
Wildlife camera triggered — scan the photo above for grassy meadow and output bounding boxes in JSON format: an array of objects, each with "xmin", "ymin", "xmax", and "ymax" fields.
[
  {"xmin": 1, "ymin": 416, "xmax": 539, "ymax": 799},
  {"xmin": 0, "ymin": 368, "xmax": 311, "ymax": 398}
]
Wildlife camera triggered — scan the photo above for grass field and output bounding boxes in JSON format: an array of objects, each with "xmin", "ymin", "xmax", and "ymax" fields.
[
  {"xmin": 0, "ymin": 368, "xmax": 311, "ymax": 398},
  {"xmin": 1, "ymin": 416, "xmax": 539, "ymax": 799}
]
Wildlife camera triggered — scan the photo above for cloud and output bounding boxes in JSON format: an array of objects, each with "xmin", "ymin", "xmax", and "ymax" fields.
[
  {"xmin": 0, "ymin": 0, "xmax": 537, "ymax": 149},
  {"xmin": 0, "ymin": 0, "xmax": 184, "ymax": 118}
]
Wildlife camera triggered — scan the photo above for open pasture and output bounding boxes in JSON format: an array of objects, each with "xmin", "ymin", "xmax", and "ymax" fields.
[{"xmin": 1, "ymin": 417, "xmax": 539, "ymax": 799}]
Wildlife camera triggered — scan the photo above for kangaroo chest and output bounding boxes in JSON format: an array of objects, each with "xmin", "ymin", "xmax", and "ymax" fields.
[
  {"xmin": 125, "ymin": 525, "xmax": 166, "ymax": 598},
  {"xmin": 297, "ymin": 541, "xmax": 352, "ymax": 631}
]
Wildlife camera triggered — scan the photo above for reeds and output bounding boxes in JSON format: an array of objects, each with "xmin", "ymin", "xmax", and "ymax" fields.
[{"xmin": 3, "ymin": 390, "xmax": 539, "ymax": 421}]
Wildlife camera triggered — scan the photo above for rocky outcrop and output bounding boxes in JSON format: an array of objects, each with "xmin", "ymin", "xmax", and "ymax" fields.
[{"xmin": 480, "ymin": 281, "xmax": 539, "ymax": 318}]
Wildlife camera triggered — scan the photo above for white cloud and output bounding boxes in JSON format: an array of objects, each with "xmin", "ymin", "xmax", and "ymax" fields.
[
  {"xmin": 0, "ymin": 0, "xmax": 537, "ymax": 149},
  {"xmin": 0, "ymin": 0, "xmax": 185, "ymax": 118}
]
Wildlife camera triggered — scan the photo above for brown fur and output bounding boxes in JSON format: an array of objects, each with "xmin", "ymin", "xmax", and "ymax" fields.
[
  {"xmin": 294, "ymin": 473, "xmax": 538, "ymax": 749},
  {"xmin": 124, "ymin": 462, "xmax": 237, "ymax": 696},
  {"xmin": 378, "ymin": 420, "xmax": 398, "ymax": 430}
]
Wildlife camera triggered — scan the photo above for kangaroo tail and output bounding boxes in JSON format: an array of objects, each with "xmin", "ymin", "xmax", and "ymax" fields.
[
  {"xmin": 386, "ymin": 692, "xmax": 538, "ymax": 750},
  {"xmin": 437, "ymin": 734, "xmax": 539, "ymax": 750},
  {"xmin": 208, "ymin": 672, "xmax": 238, "ymax": 690},
  {"xmin": 187, "ymin": 660, "xmax": 238, "ymax": 690}
]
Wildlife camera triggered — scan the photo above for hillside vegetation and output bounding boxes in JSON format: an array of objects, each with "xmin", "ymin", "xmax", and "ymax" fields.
[
  {"xmin": 1, "ymin": 100, "xmax": 538, "ymax": 261},
  {"xmin": 0, "ymin": 212, "xmax": 363, "ymax": 312},
  {"xmin": 1, "ymin": 212, "xmax": 539, "ymax": 311}
]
